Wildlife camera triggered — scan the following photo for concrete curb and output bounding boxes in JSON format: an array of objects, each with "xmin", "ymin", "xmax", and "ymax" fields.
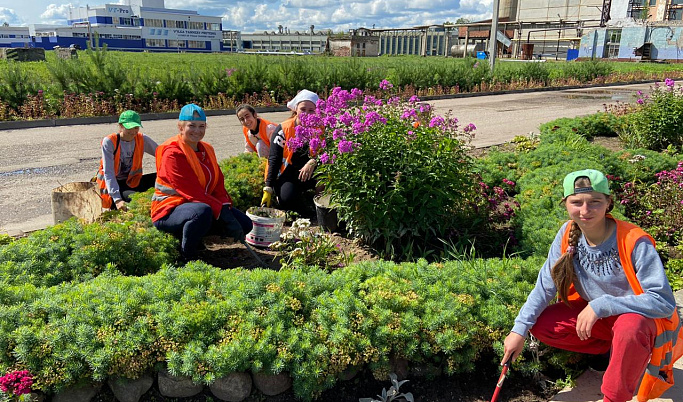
[{"xmin": 0, "ymin": 80, "xmax": 659, "ymax": 131}]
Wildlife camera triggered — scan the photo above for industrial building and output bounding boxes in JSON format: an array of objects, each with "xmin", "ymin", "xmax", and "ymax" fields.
[
  {"xmin": 0, "ymin": 26, "xmax": 31, "ymax": 48},
  {"xmin": 30, "ymin": 0, "xmax": 224, "ymax": 52}
]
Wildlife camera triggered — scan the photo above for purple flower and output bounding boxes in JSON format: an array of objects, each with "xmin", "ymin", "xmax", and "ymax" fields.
[
  {"xmin": 401, "ymin": 109, "xmax": 417, "ymax": 120},
  {"xmin": 637, "ymin": 98, "xmax": 644, "ymax": 105},
  {"xmin": 319, "ymin": 152, "xmax": 330, "ymax": 164},
  {"xmin": 338, "ymin": 140, "xmax": 355, "ymax": 153},
  {"xmin": 665, "ymin": 78, "xmax": 675, "ymax": 87},
  {"xmin": 463, "ymin": 123, "xmax": 477, "ymax": 133},
  {"xmin": 379, "ymin": 79, "xmax": 394, "ymax": 90},
  {"xmin": 408, "ymin": 95, "xmax": 420, "ymax": 104},
  {"xmin": 429, "ymin": 116, "xmax": 445, "ymax": 128}
]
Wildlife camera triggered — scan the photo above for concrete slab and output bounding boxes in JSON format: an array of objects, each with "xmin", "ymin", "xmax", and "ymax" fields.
[{"xmin": 551, "ymin": 290, "xmax": 683, "ymax": 402}]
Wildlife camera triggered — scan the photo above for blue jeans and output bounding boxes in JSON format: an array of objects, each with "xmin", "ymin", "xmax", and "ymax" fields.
[{"xmin": 153, "ymin": 203, "xmax": 252, "ymax": 259}]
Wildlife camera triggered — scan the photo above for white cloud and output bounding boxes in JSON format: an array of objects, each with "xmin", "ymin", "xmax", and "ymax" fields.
[
  {"xmin": 40, "ymin": 3, "xmax": 73, "ymax": 22},
  {"xmin": 0, "ymin": 7, "xmax": 24, "ymax": 25}
]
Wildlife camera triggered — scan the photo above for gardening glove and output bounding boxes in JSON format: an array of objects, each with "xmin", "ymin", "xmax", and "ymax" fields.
[
  {"xmin": 219, "ymin": 210, "xmax": 245, "ymax": 242},
  {"xmin": 261, "ymin": 186, "xmax": 274, "ymax": 208}
]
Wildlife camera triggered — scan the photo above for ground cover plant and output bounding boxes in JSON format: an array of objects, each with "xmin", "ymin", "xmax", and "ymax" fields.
[
  {"xmin": 2, "ymin": 46, "xmax": 683, "ymax": 120},
  {"xmin": 0, "ymin": 80, "xmax": 682, "ymax": 402}
]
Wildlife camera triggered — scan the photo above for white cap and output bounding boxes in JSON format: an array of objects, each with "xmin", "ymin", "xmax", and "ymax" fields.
[{"xmin": 286, "ymin": 89, "xmax": 319, "ymax": 111}]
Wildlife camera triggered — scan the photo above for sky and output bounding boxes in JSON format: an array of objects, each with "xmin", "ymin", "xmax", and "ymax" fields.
[{"xmin": 0, "ymin": 0, "xmax": 493, "ymax": 33}]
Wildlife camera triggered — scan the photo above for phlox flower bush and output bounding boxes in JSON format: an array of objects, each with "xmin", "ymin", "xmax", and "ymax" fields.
[
  {"xmin": 621, "ymin": 79, "xmax": 683, "ymax": 151},
  {"xmin": 617, "ymin": 161, "xmax": 683, "ymax": 245},
  {"xmin": 290, "ymin": 82, "xmax": 480, "ymax": 258}
]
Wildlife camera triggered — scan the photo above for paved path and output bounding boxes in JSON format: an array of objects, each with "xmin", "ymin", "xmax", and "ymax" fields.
[{"xmin": 0, "ymin": 82, "xmax": 652, "ymax": 234}]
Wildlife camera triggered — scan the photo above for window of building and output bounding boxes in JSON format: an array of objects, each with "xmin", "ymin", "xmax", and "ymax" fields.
[
  {"xmin": 146, "ymin": 38, "xmax": 165, "ymax": 47},
  {"xmin": 207, "ymin": 23, "xmax": 221, "ymax": 30},
  {"xmin": 119, "ymin": 17, "xmax": 133, "ymax": 26},
  {"xmin": 145, "ymin": 18, "xmax": 163, "ymax": 27},
  {"xmin": 604, "ymin": 29, "xmax": 621, "ymax": 59},
  {"xmin": 188, "ymin": 21, "xmax": 204, "ymax": 30},
  {"xmin": 72, "ymin": 32, "xmax": 87, "ymax": 37},
  {"xmin": 169, "ymin": 39, "xmax": 186, "ymax": 48},
  {"xmin": 188, "ymin": 40, "xmax": 206, "ymax": 48},
  {"xmin": 174, "ymin": 20, "xmax": 186, "ymax": 29},
  {"xmin": 649, "ymin": 0, "xmax": 656, "ymax": 6}
]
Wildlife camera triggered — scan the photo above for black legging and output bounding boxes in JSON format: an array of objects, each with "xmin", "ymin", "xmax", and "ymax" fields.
[
  {"xmin": 275, "ymin": 164, "xmax": 316, "ymax": 213},
  {"xmin": 116, "ymin": 172, "xmax": 157, "ymax": 202}
]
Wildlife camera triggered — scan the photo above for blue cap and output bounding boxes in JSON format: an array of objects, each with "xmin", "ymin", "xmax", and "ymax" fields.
[{"xmin": 179, "ymin": 104, "xmax": 206, "ymax": 121}]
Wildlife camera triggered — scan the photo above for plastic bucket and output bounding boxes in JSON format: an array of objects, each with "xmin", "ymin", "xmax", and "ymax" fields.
[
  {"xmin": 245, "ymin": 207, "xmax": 286, "ymax": 247},
  {"xmin": 313, "ymin": 194, "xmax": 338, "ymax": 233}
]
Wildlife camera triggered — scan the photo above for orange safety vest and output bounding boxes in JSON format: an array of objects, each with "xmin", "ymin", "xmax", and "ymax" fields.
[
  {"xmin": 266, "ymin": 117, "xmax": 297, "ymax": 181},
  {"xmin": 242, "ymin": 118, "xmax": 274, "ymax": 153},
  {"xmin": 96, "ymin": 132, "xmax": 144, "ymax": 209},
  {"xmin": 150, "ymin": 135, "xmax": 221, "ymax": 221},
  {"xmin": 561, "ymin": 218, "xmax": 683, "ymax": 401}
]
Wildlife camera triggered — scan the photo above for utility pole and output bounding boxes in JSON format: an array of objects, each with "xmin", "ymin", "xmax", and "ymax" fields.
[{"xmin": 488, "ymin": 0, "xmax": 500, "ymax": 71}]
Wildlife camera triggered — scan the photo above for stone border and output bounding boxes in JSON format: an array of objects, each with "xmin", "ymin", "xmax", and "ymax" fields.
[{"xmin": 0, "ymin": 80, "xmax": 659, "ymax": 131}]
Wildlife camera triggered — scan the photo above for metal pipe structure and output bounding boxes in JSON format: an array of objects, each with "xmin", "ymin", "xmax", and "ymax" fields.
[{"xmin": 489, "ymin": 0, "xmax": 501, "ymax": 70}]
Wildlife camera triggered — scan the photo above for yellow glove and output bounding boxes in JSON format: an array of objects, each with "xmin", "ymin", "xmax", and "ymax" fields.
[{"xmin": 261, "ymin": 187, "xmax": 274, "ymax": 207}]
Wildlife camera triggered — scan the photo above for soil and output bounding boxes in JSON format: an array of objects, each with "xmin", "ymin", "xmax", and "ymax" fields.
[{"xmin": 91, "ymin": 359, "xmax": 558, "ymax": 402}]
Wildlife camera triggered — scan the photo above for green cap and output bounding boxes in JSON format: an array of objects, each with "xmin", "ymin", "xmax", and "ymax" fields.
[
  {"xmin": 118, "ymin": 110, "xmax": 142, "ymax": 129},
  {"xmin": 563, "ymin": 169, "xmax": 610, "ymax": 197}
]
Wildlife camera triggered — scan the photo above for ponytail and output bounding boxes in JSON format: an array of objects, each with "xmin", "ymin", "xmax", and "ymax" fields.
[{"xmin": 551, "ymin": 221, "xmax": 582, "ymax": 306}]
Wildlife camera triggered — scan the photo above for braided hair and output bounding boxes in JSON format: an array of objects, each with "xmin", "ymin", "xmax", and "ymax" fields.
[{"xmin": 550, "ymin": 220, "xmax": 582, "ymax": 306}]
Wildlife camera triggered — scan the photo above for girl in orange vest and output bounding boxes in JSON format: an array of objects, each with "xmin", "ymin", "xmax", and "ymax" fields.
[
  {"xmin": 236, "ymin": 104, "xmax": 276, "ymax": 157},
  {"xmin": 96, "ymin": 110, "xmax": 157, "ymax": 211},
  {"xmin": 261, "ymin": 90, "xmax": 319, "ymax": 214},
  {"xmin": 501, "ymin": 169, "xmax": 682, "ymax": 402},
  {"xmin": 151, "ymin": 104, "xmax": 252, "ymax": 261}
]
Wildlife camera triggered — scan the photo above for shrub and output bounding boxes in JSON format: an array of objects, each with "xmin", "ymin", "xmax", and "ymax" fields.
[
  {"xmin": 615, "ymin": 161, "xmax": 683, "ymax": 246},
  {"xmin": 0, "ymin": 257, "xmax": 545, "ymax": 399},
  {"xmin": 294, "ymin": 84, "xmax": 478, "ymax": 258},
  {"xmin": 219, "ymin": 152, "xmax": 266, "ymax": 211},
  {"xmin": 620, "ymin": 80, "xmax": 683, "ymax": 151}
]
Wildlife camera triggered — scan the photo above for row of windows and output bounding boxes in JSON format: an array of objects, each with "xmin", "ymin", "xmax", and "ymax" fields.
[
  {"xmin": 0, "ymin": 34, "xmax": 29, "ymax": 38},
  {"xmin": 142, "ymin": 19, "xmax": 220, "ymax": 30},
  {"xmin": 145, "ymin": 39, "xmax": 206, "ymax": 48}
]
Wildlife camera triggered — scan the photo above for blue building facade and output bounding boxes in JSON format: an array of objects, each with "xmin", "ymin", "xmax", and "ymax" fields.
[
  {"xmin": 29, "ymin": 0, "xmax": 224, "ymax": 52},
  {"xmin": 579, "ymin": 24, "xmax": 683, "ymax": 61}
]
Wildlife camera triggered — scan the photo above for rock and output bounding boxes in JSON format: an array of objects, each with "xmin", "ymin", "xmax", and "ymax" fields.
[
  {"xmin": 52, "ymin": 382, "xmax": 102, "ymax": 402},
  {"xmin": 158, "ymin": 368, "xmax": 204, "ymax": 398},
  {"xmin": 390, "ymin": 357, "xmax": 409, "ymax": 381},
  {"xmin": 209, "ymin": 372, "xmax": 252, "ymax": 402},
  {"xmin": 252, "ymin": 371, "xmax": 292, "ymax": 396},
  {"xmin": 339, "ymin": 366, "xmax": 360, "ymax": 381},
  {"xmin": 107, "ymin": 374, "xmax": 154, "ymax": 402}
]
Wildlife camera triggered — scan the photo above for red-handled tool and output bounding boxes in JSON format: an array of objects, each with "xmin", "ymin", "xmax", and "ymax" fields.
[{"xmin": 490, "ymin": 359, "xmax": 512, "ymax": 402}]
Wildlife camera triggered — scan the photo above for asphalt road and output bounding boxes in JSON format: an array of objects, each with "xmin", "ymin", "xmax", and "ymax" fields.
[{"xmin": 0, "ymin": 82, "xmax": 653, "ymax": 235}]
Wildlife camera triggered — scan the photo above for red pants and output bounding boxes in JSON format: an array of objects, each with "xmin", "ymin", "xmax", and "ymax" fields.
[{"xmin": 530, "ymin": 299, "xmax": 656, "ymax": 402}]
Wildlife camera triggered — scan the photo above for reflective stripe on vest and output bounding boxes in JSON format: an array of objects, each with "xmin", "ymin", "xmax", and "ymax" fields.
[
  {"xmin": 150, "ymin": 135, "xmax": 221, "ymax": 221},
  {"xmin": 561, "ymin": 217, "xmax": 683, "ymax": 401}
]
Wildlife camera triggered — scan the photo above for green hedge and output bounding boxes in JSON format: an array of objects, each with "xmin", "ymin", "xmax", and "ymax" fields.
[{"xmin": 0, "ymin": 257, "xmax": 543, "ymax": 399}]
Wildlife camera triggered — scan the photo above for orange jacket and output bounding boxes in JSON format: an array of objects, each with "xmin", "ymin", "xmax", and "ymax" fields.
[
  {"xmin": 96, "ymin": 132, "xmax": 144, "ymax": 209},
  {"xmin": 242, "ymin": 118, "xmax": 275, "ymax": 153},
  {"xmin": 561, "ymin": 218, "xmax": 683, "ymax": 401},
  {"xmin": 151, "ymin": 135, "xmax": 230, "ymax": 222}
]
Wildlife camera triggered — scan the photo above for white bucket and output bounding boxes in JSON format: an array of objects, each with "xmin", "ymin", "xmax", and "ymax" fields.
[{"xmin": 245, "ymin": 207, "xmax": 286, "ymax": 247}]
